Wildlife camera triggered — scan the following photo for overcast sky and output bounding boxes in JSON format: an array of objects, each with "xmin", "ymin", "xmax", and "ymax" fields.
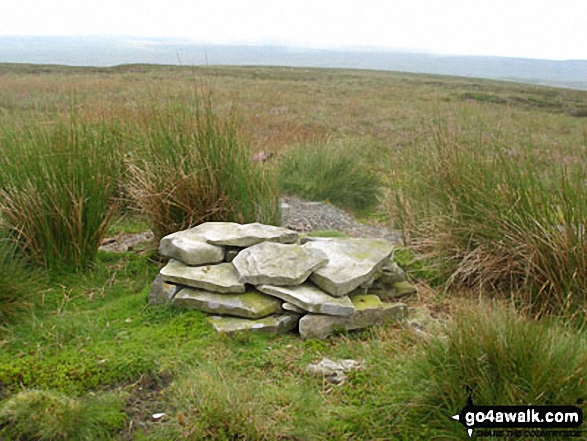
[{"xmin": 1, "ymin": 0, "xmax": 586, "ymax": 60}]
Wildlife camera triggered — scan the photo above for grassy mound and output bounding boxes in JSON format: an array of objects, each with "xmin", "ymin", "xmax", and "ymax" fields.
[
  {"xmin": 279, "ymin": 141, "xmax": 381, "ymax": 212},
  {"xmin": 391, "ymin": 305, "xmax": 587, "ymax": 439},
  {"xmin": 0, "ymin": 389, "xmax": 126, "ymax": 440}
]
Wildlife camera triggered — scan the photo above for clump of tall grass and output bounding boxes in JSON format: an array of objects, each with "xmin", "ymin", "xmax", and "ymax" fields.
[
  {"xmin": 0, "ymin": 389, "xmax": 127, "ymax": 440},
  {"xmin": 389, "ymin": 117, "xmax": 587, "ymax": 314},
  {"xmin": 278, "ymin": 141, "xmax": 381, "ymax": 212},
  {"xmin": 392, "ymin": 305, "xmax": 587, "ymax": 439},
  {"xmin": 125, "ymin": 90, "xmax": 280, "ymax": 240},
  {"xmin": 0, "ymin": 116, "xmax": 122, "ymax": 271}
]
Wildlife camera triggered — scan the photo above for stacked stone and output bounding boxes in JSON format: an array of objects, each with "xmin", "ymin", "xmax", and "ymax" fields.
[{"xmin": 149, "ymin": 222, "xmax": 414, "ymax": 339}]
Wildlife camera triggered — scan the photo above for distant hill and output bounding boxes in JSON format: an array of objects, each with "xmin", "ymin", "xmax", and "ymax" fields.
[{"xmin": 1, "ymin": 36, "xmax": 586, "ymax": 90}]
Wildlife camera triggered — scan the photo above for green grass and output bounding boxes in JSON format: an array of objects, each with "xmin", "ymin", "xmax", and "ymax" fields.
[
  {"xmin": 0, "ymin": 389, "xmax": 127, "ymax": 441},
  {"xmin": 0, "ymin": 240, "xmax": 44, "ymax": 325},
  {"xmin": 154, "ymin": 361, "xmax": 328, "ymax": 440},
  {"xmin": 390, "ymin": 305, "xmax": 587, "ymax": 440},
  {"xmin": 1, "ymin": 63, "xmax": 587, "ymax": 439},
  {"xmin": 0, "ymin": 114, "xmax": 122, "ymax": 271},
  {"xmin": 278, "ymin": 141, "xmax": 381, "ymax": 212},
  {"xmin": 386, "ymin": 111, "xmax": 587, "ymax": 314},
  {"xmin": 0, "ymin": 249, "xmax": 415, "ymax": 440},
  {"xmin": 124, "ymin": 88, "xmax": 280, "ymax": 240},
  {"xmin": 305, "ymin": 229, "xmax": 349, "ymax": 238}
]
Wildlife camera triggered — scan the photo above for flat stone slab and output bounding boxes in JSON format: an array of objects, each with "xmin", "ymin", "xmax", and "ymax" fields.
[
  {"xmin": 160, "ymin": 260, "xmax": 245, "ymax": 293},
  {"xmin": 201, "ymin": 222, "xmax": 299, "ymax": 247},
  {"xmin": 303, "ymin": 238, "xmax": 393, "ymax": 297},
  {"xmin": 172, "ymin": 288, "xmax": 282, "ymax": 319},
  {"xmin": 206, "ymin": 313, "xmax": 300, "ymax": 334},
  {"xmin": 159, "ymin": 231, "xmax": 225, "ymax": 266},
  {"xmin": 232, "ymin": 242, "xmax": 328, "ymax": 285},
  {"xmin": 299, "ymin": 295, "xmax": 408, "ymax": 339},
  {"xmin": 258, "ymin": 283, "xmax": 354, "ymax": 316},
  {"xmin": 148, "ymin": 274, "xmax": 181, "ymax": 305}
]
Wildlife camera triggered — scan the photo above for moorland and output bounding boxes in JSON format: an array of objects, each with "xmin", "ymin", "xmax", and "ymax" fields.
[{"xmin": 0, "ymin": 63, "xmax": 586, "ymax": 440}]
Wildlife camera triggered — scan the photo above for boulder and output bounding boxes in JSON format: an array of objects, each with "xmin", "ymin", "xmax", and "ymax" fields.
[
  {"xmin": 299, "ymin": 295, "xmax": 408, "ymax": 339},
  {"xmin": 171, "ymin": 288, "xmax": 282, "ymax": 319},
  {"xmin": 232, "ymin": 242, "xmax": 328, "ymax": 286},
  {"xmin": 159, "ymin": 231, "xmax": 224, "ymax": 266},
  {"xmin": 148, "ymin": 274, "xmax": 181, "ymax": 305},
  {"xmin": 258, "ymin": 283, "xmax": 354, "ymax": 316},
  {"xmin": 206, "ymin": 313, "xmax": 300, "ymax": 334},
  {"xmin": 303, "ymin": 238, "xmax": 393, "ymax": 297},
  {"xmin": 160, "ymin": 260, "xmax": 245, "ymax": 293}
]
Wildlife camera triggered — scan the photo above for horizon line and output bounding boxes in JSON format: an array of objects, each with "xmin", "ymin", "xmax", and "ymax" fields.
[{"xmin": 1, "ymin": 35, "xmax": 586, "ymax": 63}]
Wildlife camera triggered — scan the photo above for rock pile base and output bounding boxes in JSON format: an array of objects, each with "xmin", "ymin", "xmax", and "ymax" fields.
[{"xmin": 149, "ymin": 222, "xmax": 416, "ymax": 339}]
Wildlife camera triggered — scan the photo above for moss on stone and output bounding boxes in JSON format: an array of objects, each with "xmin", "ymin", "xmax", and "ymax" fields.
[
  {"xmin": 391, "ymin": 281, "xmax": 417, "ymax": 298},
  {"xmin": 349, "ymin": 294, "xmax": 384, "ymax": 311}
]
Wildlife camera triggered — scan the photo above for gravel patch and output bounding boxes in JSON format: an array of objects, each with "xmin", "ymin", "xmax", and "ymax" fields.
[{"xmin": 281, "ymin": 197, "xmax": 402, "ymax": 245}]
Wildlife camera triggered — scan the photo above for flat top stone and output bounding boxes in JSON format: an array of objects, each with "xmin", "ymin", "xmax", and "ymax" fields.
[
  {"xmin": 174, "ymin": 222, "xmax": 298, "ymax": 247},
  {"xmin": 258, "ymin": 283, "xmax": 354, "ymax": 316},
  {"xmin": 159, "ymin": 233, "xmax": 225, "ymax": 266},
  {"xmin": 160, "ymin": 260, "xmax": 245, "ymax": 293},
  {"xmin": 232, "ymin": 242, "xmax": 328, "ymax": 286},
  {"xmin": 303, "ymin": 238, "xmax": 393, "ymax": 297}
]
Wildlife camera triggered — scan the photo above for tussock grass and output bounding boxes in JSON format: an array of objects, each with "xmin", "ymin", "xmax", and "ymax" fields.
[
  {"xmin": 391, "ymin": 305, "xmax": 587, "ymax": 439},
  {"xmin": 279, "ymin": 141, "xmax": 381, "ymax": 212},
  {"xmin": 0, "ymin": 116, "xmax": 122, "ymax": 271},
  {"xmin": 388, "ymin": 114, "xmax": 587, "ymax": 314},
  {"xmin": 125, "ymin": 90, "xmax": 280, "ymax": 240},
  {"xmin": 0, "ymin": 389, "xmax": 127, "ymax": 440}
]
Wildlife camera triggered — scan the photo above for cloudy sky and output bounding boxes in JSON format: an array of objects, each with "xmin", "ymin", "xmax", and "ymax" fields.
[{"xmin": 1, "ymin": 0, "xmax": 586, "ymax": 60}]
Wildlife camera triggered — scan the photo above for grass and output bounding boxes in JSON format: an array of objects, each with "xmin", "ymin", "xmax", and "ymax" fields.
[
  {"xmin": 385, "ymin": 111, "xmax": 587, "ymax": 315},
  {"xmin": 0, "ymin": 114, "xmax": 122, "ymax": 271},
  {"xmin": 0, "ymin": 389, "xmax": 127, "ymax": 441},
  {"xmin": 278, "ymin": 140, "xmax": 381, "ymax": 212},
  {"xmin": 0, "ymin": 240, "xmax": 43, "ymax": 325},
  {"xmin": 156, "ymin": 361, "xmax": 328, "ymax": 440},
  {"xmin": 391, "ymin": 305, "xmax": 587, "ymax": 439},
  {"xmin": 1, "ymin": 63, "xmax": 587, "ymax": 439},
  {"xmin": 125, "ymin": 87, "xmax": 281, "ymax": 240}
]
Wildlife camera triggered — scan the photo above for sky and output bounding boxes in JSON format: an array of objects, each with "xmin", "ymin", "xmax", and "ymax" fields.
[{"xmin": 1, "ymin": 0, "xmax": 586, "ymax": 61}]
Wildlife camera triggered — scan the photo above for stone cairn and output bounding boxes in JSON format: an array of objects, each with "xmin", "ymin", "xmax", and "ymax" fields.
[{"xmin": 148, "ymin": 222, "xmax": 416, "ymax": 339}]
